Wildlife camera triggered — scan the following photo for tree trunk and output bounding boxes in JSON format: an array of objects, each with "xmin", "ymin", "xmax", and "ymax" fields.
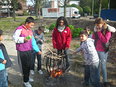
[
  {"xmin": 108, "ymin": 0, "xmax": 110, "ymax": 9},
  {"xmin": 64, "ymin": 0, "xmax": 67, "ymax": 17},
  {"xmin": 91, "ymin": 0, "xmax": 94, "ymax": 16},
  {"xmin": 98, "ymin": 0, "xmax": 102, "ymax": 17},
  {"xmin": 7, "ymin": 0, "xmax": 10, "ymax": 17},
  {"xmin": 12, "ymin": 0, "xmax": 16, "ymax": 21},
  {"xmin": 35, "ymin": 0, "xmax": 39, "ymax": 19}
]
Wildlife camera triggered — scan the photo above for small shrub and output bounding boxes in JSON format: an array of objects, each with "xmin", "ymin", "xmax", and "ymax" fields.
[
  {"xmin": 68, "ymin": 25, "xmax": 75, "ymax": 30},
  {"xmin": 49, "ymin": 23, "xmax": 56, "ymax": 30},
  {"xmin": 72, "ymin": 28, "xmax": 84, "ymax": 38}
]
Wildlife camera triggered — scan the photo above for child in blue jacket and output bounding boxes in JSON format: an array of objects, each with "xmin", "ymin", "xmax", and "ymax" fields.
[{"xmin": 0, "ymin": 30, "xmax": 12, "ymax": 87}]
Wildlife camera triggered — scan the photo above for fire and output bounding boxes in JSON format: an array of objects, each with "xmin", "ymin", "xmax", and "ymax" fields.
[{"xmin": 50, "ymin": 69, "xmax": 63, "ymax": 78}]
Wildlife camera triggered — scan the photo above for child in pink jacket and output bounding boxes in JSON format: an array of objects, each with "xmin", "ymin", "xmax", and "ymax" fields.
[{"xmin": 92, "ymin": 17, "xmax": 115, "ymax": 87}]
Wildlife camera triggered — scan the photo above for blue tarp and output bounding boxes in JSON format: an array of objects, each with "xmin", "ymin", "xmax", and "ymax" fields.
[{"xmin": 101, "ymin": 9, "xmax": 116, "ymax": 21}]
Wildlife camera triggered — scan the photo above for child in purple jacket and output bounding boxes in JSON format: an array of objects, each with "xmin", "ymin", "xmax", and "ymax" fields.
[{"xmin": 13, "ymin": 17, "xmax": 41, "ymax": 87}]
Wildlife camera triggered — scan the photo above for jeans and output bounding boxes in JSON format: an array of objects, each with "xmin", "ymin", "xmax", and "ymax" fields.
[
  {"xmin": 0, "ymin": 69, "xmax": 8, "ymax": 87},
  {"xmin": 31, "ymin": 50, "xmax": 42, "ymax": 71},
  {"xmin": 97, "ymin": 51, "xmax": 108, "ymax": 82},
  {"xmin": 84, "ymin": 62, "xmax": 100, "ymax": 87},
  {"xmin": 84, "ymin": 65, "xmax": 91, "ymax": 85},
  {"xmin": 90, "ymin": 62, "xmax": 101, "ymax": 87}
]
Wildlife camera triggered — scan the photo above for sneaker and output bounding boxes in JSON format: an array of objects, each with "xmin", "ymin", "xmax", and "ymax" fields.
[
  {"xmin": 38, "ymin": 70, "xmax": 43, "ymax": 74},
  {"xmin": 24, "ymin": 82, "xmax": 32, "ymax": 87},
  {"xmin": 30, "ymin": 70, "xmax": 34, "ymax": 75},
  {"xmin": 29, "ymin": 77, "xmax": 34, "ymax": 82}
]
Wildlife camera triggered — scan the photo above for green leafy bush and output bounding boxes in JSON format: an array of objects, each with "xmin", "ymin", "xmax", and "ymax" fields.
[
  {"xmin": 68, "ymin": 25, "xmax": 75, "ymax": 30},
  {"xmin": 72, "ymin": 28, "xmax": 84, "ymax": 38},
  {"xmin": 68, "ymin": 25, "xmax": 84, "ymax": 38},
  {"xmin": 49, "ymin": 23, "xmax": 56, "ymax": 30}
]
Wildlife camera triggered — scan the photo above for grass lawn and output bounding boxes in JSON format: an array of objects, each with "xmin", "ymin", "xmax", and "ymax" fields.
[{"xmin": 0, "ymin": 16, "xmax": 36, "ymax": 33}]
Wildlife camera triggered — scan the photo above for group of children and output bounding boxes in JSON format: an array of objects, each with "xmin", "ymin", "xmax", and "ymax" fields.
[
  {"xmin": 0, "ymin": 16, "xmax": 115, "ymax": 87},
  {"xmin": 74, "ymin": 18, "xmax": 115, "ymax": 87}
]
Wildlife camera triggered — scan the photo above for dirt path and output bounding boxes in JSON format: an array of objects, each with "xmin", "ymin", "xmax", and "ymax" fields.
[{"xmin": 2, "ymin": 34, "xmax": 116, "ymax": 87}]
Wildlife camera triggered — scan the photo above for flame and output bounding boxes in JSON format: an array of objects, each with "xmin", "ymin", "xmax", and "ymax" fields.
[{"xmin": 50, "ymin": 69, "xmax": 63, "ymax": 78}]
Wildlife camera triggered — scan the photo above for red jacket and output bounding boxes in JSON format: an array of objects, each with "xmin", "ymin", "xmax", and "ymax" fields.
[{"xmin": 52, "ymin": 27, "xmax": 72, "ymax": 50}]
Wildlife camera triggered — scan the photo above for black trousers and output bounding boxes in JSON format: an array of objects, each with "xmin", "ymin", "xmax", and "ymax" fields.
[
  {"xmin": 31, "ymin": 50, "xmax": 42, "ymax": 71},
  {"xmin": 57, "ymin": 49, "xmax": 70, "ymax": 67},
  {"xmin": 18, "ymin": 50, "xmax": 32, "ymax": 82}
]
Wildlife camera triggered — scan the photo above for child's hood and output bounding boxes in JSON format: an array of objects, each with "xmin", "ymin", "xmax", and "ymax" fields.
[
  {"xmin": 86, "ymin": 38, "xmax": 94, "ymax": 43},
  {"xmin": 107, "ymin": 24, "xmax": 116, "ymax": 33}
]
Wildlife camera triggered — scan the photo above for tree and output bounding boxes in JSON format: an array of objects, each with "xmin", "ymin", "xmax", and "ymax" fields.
[
  {"xmin": 35, "ymin": 0, "xmax": 44, "ymax": 19},
  {"xmin": 80, "ymin": 0, "xmax": 92, "ymax": 8},
  {"xmin": 80, "ymin": 0, "xmax": 109, "ymax": 16},
  {"xmin": 29, "ymin": 0, "xmax": 46, "ymax": 19},
  {"xmin": 102, "ymin": 0, "xmax": 108, "ymax": 9},
  {"xmin": 11, "ymin": 0, "xmax": 27, "ymax": 21},
  {"xmin": 64, "ymin": 0, "xmax": 67, "ymax": 17},
  {"xmin": 35, "ymin": 0, "xmax": 39, "ymax": 18},
  {"xmin": 80, "ymin": 0, "xmax": 92, "ymax": 15},
  {"xmin": 83, "ymin": 6, "xmax": 91, "ymax": 15},
  {"xmin": 11, "ymin": 0, "xmax": 18, "ymax": 21},
  {"xmin": 6, "ymin": 0, "xmax": 10, "ymax": 17},
  {"xmin": 91, "ymin": 0, "xmax": 94, "ymax": 16},
  {"xmin": 110, "ymin": 0, "xmax": 116, "ymax": 9},
  {"xmin": 77, "ymin": 6, "xmax": 83, "ymax": 15},
  {"xmin": 98, "ymin": 0, "xmax": 102, "ymax": 17}
]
